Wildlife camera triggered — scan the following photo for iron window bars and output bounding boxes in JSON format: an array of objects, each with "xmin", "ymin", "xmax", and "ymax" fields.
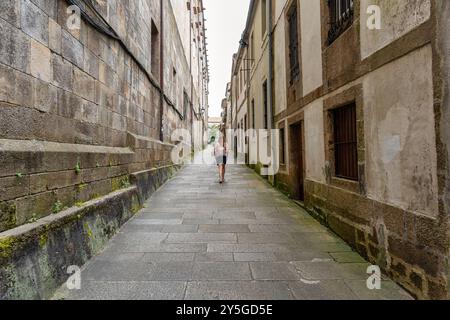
[{"xmin": 327, "ymin": 0, "xmax": 354, "ymax": 44}]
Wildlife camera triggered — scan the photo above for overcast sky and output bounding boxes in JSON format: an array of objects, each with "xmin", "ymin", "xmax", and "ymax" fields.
[{"xmin": 204, "ymin": 0, "xmax": 251, "ymax": 117}]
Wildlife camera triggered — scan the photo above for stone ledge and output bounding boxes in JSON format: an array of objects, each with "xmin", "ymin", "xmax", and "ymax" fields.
[
  {"xmin": 0, "ymin": 164, "xmax": 180, "ymax": 300},
  {"xmin": 0, "ymin": 139, "xmax": 134, "ymax": 154}
]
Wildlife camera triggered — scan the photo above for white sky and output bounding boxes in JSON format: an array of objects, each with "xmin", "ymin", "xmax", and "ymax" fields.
[{"xmin": 204, "ymin": 0, "xmax": 251, "ymax": 117}]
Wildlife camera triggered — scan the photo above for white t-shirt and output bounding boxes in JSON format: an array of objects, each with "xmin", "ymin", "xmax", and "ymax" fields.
[{"xmin": 214, "ymin": 142, "xmax": 228, "ymax": 157}]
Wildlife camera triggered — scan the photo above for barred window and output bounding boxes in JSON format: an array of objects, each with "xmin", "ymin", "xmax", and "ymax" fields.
[
  {"xmin": 262, "ymin": 0, "xmax": 267, "ymax": 37},
  {"xmin": 279, "ymin": 128, "xmax": 286, "ymax": 165},
  {"xmin": 151, "ymin": 20, "xmax": 160, "ymax": 78},
  {"xmin": 251, "ymin": 99, "xmax": 255, "ymax": 129},
  {"xmin": 333, "ymin": 103, "xmax": 358, "ymax": 181},
  {"xmin": 263, "ymin": 81, "xmax": 268, "ymax": 130},
  {"xmin": 287, "ymin": 4, "xmax": 300, "ymax": 84},
  {"xmin": 328, "ymin": 0, "xmax": 354, "ymax": 44}
]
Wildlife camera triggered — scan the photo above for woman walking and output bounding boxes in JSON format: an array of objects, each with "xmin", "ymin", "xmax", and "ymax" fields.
[{"xmin": 214, "ymin": 136, "xmax": 228, "ymax": 184}]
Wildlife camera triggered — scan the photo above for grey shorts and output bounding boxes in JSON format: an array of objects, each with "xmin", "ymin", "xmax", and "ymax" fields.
[{"xmin": 216, "ymin": 156, "xmax": 227, "ymax": 166}]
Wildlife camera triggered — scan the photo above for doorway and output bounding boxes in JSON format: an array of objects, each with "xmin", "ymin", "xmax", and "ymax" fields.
[{"xmin": 289, "ymin": 122, "xmax": 304, "ymax": 201}]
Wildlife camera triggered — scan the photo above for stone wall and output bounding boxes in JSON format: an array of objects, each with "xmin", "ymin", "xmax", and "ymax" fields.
[
  {"xmin": 0, "ymin": 0, "xmax": 206, "ymax": 233},
  {"xmin": 0, "ymin": 164, "xmax": 181, "ymax": 300},
  {"xmin": 0, "ymin": 0, "xmax": 207, "ymax": 299}
]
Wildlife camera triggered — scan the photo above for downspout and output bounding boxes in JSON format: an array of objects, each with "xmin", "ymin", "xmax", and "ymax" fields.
[
  {"xmin": 268, "ymin": 0, "xmax": 274, "ymax": 131},
  {"xmin": 268, "ymin": 0, "xmax": 275, "ymax": 184},
  {"xmin": 246, "ymin": 43, "xmax": 251, "ymax": 164},
  {"xmin": 189, "ymin": 1, "xmax": 194, "ymax": 153},
  {"xmin": 159, "ymin": 0, "xmax": 164, "ymax": 142}
]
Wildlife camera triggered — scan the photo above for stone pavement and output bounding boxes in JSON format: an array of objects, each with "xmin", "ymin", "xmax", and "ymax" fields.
[{"xmin": 54, "ymin": 164, "xmax": 412, "ymax": 300}]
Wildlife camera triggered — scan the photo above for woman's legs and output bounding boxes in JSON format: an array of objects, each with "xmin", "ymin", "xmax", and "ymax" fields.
[
  {"xmin": 218, "ymin": 165, "xmax": 222, "ymax": 182},
  {"xmin": 222, "ymin": 165, "xmax": 226, "ymax": 182},
  {"xmin": 217, "ymin": 165, "xmax": 226, "ymax": 183}
]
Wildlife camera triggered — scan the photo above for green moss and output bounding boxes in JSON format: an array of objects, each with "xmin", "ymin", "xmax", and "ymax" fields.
[
  {"xmin": 91, "ymin": 194, "xmax": 102, "ymax": 200},
  {"xmin": 84, "ymin": 223, "xmax": 93, "ymax": 239},
  {"xmin": 255, "ymin": 162, "xmax": 263, "ymax": 175},
  {"xmin": 39, "ymin": 233, "xmax": 49, "ymax": 248},
  {"xmin": 131, "ymin": 202, "xmax": 141, "ymax": 214},
  {"xmin": 75, "ymin": 201, "xmax": 85, "ymax": 208},
  {"xmin": 275, "ymin": 180, "xmax": 291, "ymax": 198},
  {"xmin": 0, "ymin": 203, "xmax": 17, "ymax": 230},
  {"xmin": 0, "ymin": 237, "xmax": 16, "ymax": 259},
  {"xmin": 77, "ymin": 183, "xmax": 88, "ymax": 192},
  {"xmin": 112, "ymin": 176, "xmax": 131, "ymax": 191},
  {"xmin": 131, "ymin": 195, "xmax": 141, "ymax": 214}
]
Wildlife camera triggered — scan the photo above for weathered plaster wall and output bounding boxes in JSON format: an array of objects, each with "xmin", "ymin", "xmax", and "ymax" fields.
[
  {"xmin": 364, "ymin": 45, "xmax": 438, "ymax": 218},
  {"xmin": 304, "ymin": 100, "xmax": 326, "ymax": 183},
  {"xmin": 360, "ymin": 0, "xmax": 431, "ymax": 59},
  {"xmin": 299, "ymin": 0, "xmax": 323, "ymax": 96}
]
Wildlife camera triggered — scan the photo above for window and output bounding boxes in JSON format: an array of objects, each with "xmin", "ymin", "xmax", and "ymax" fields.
[
  {"xmin": 250, "ymin": 32, "xmax": 255, "ymax": 64},
  {"xmin": 241, "ymin": 119, "xmax": 245, "ymax": 150},
  {"xmin": 279, "ymin": 127, "xmax": 286, "ymax": 164},
  {"xmin": 239, "ymin": 70, "xmax": 243, "ymax": 93},
  {"xmin": 261, "ymin": 0, "xmax": 267, "ymax": 38},
  {"xmin": 287, "ymin": 3, "xmax": 300, "ymax": 84},
  {"xmin": 183, "ymin": 91, "xmax": 190, "ymax": 119},
  {"xmin": 263, "ymin": 81, "xmax": 268, "ymax": 130},
  {"xmin": 251, "ymin": 99, "xmax": 255, "ymax": 129},
  {"xmin": 172, "ymin": 67, "xmax": 177, "ymax": 104},
  {"xmin": 151, "ymin": 20, "xmax": 160, "ymax": 78},
  {"xmin": 327, "ymin": 0, "xmax": 354, "ymax": 44},
  {"xmin": 333, "ymin": 103, "xmax": 358, "ymax": 181}
]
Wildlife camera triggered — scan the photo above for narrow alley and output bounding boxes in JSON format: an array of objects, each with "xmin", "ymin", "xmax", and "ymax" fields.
[
  {"xmin": 54, "ymin": 164, "xmax": 411, "ymax": 300},
  {"xmin": 1, "ymin": 0, "xmax": 449, "ymax": 303}
]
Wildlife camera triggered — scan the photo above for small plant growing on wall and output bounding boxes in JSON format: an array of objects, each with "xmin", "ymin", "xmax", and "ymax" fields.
[
  {"xmin": 120, "ymin": 178, "xmax": 131, "ymax": 189},
  {"xmin": 52, "ymin": 201, "xmax": 63, "ymax": 214},
  {"xmin": 27, "ymin": 213, "xmax": 38, "ymax": 224},
  {"xmin": 75, "ymin": 162, "xmax": 82, "ymax": 175}
]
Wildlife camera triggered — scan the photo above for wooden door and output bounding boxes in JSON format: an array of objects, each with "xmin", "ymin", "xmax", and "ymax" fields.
[{"xmin": 290, "ymin": 122, "xmax": 304, "ymax": 201}]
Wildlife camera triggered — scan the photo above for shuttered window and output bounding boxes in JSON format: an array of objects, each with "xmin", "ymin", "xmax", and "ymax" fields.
[{"xmin": 333, "ymin": 103, "xmax": 358, "ymax": 181}]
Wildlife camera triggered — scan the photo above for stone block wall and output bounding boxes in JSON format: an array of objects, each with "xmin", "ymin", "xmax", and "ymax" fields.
[{"xmin": 0, "ymin": 0, "xmax": 206, "ymax": 233}]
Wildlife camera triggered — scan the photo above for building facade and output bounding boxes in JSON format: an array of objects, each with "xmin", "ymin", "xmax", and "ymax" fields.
[
  {"xmin": 0, "ymin": 0, "xmax": 208, "ymax": 299},
  {"xmin": 224, "ymin": 0, "xmax": 450, "ymax": 299}
]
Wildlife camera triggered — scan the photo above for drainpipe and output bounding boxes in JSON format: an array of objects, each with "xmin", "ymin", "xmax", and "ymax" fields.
[
  {"xmin": 159, "ymin": 0, "xmax": 164, "ymax": 142},
  {"xmin": 190, "ymin": 1, "xmax": 194, "ymax": 154},
  {"xmin": 267, "ymin": 0, "xmax": 274, "ymax": 131},
  {"xmin": 245, "ymin": 42, "xmax": 251, "ymax": 164},
  {"xmin": 268, "ymin": 0, "xmax": 275, "ymax": 184}
]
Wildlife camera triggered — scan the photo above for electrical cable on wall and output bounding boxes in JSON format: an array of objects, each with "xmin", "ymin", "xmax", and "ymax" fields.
[{"xmin": 66, "ymin": 0, "xmax": 185, "ymax": 120}]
